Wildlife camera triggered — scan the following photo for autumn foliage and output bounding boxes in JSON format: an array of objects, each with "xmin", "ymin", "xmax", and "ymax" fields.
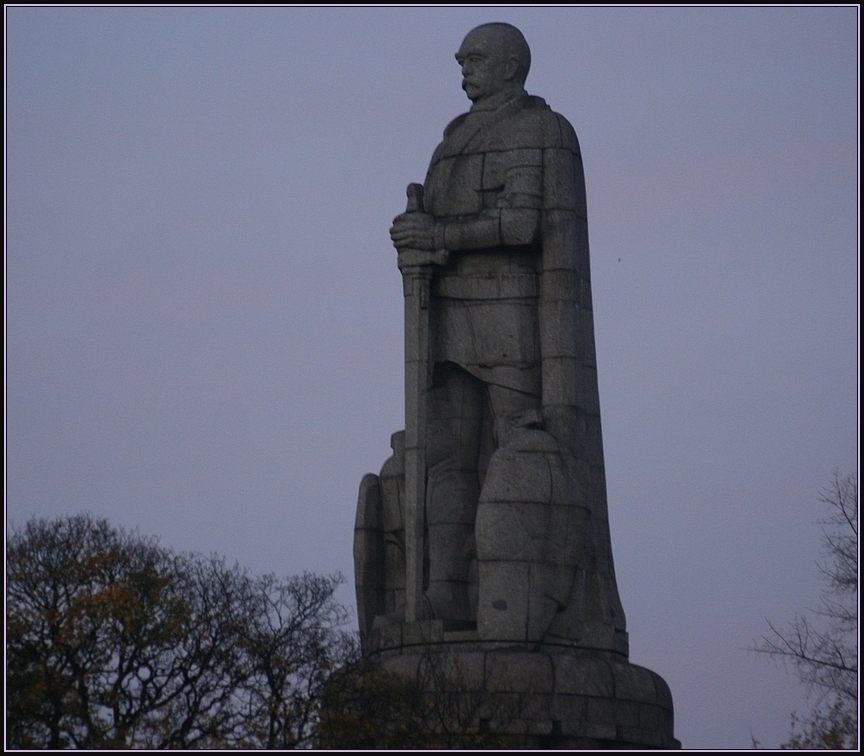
[{"xmin": 6, "ymin": 514, "xmax": 352, "ymax": 749}]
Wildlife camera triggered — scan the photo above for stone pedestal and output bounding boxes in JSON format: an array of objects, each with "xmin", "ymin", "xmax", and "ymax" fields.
[{"xmin": 367, "ymin": 622, "xmax": 679, "ymax": 749}]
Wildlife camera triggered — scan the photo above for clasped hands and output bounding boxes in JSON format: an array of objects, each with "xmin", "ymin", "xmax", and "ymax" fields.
[{"xmin": 390, "ymin": 212, "xmax": 448, "ymax": 268}]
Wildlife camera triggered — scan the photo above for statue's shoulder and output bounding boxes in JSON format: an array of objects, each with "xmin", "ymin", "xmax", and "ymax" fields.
[
  {"xmin": 443, "ymin": 112, "xmax": 470, "ymax": 139},
  {"xmin": 488, "ymin": 95, "xmax": 581, "ymax": 155}
]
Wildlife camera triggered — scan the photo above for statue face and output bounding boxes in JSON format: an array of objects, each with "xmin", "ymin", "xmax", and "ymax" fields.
[{"xmin": 455, "ymin": 27, "xmax": 517, "ymax": 104}]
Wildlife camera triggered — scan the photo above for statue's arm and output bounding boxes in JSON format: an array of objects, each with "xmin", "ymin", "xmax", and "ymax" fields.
[
  {"xmin": 436, "ymin": 162, "xmax": 542, "ymax": 250},
  {"xmin": 390, "ymin": 158, "xmax": 543, "ymax": 254}
]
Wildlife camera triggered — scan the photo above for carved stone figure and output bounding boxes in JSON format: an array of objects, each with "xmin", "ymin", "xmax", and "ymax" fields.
[
  {"xmin": 353, "ymin": 24, "xmax": 677, "ymax": 748},
  {"xmin": 358, "ymin": 21, "xmax": 624, "ymax": 651}
]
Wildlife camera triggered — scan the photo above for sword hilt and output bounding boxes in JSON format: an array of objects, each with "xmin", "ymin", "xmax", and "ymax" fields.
[{"xmin": 406, "ymin": 183, "xmax": 425, "ymax": 214}]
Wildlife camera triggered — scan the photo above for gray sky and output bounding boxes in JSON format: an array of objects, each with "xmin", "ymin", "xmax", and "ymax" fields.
[{"xmin": 6, "ymin": 6, "xmax": 858, "ymax": 749}]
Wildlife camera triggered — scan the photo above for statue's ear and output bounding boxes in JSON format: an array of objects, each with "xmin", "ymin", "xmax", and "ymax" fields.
[{"xmin": 504, "ymin": 56, "xmax": 520, "ymax": 82}]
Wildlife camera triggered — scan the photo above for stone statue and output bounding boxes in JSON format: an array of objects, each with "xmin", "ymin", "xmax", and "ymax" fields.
[
  {"xmin": 357, "ymin": 21, "xmax": 625, "ymax": 651},
  {"xmin": 353, "ymin": 24, "xmax": 677, "ymax": 748}
]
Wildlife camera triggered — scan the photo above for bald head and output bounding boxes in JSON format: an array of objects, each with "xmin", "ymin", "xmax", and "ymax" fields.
[
  {"xmin": 465, "ymin": 24, "xmax": 531, "ymax": 84},
  {"xmin": 456, "ymin": 23, "xmax": 532, "ymax": 104}
]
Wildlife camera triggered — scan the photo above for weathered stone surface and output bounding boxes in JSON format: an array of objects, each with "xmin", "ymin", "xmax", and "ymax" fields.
[
  {"xmin": 614, "ymin": 661, "xmax": 660, "ymax": 703},
  {"xmin": 555, "ymin": 655, "xmax": 614, "ymax": 697},
  {"xmin": 476, "ymin": 559, "xmax": 530, "ymax": 640},
  {"xmin": 369, "ymin": 649, "xmax": 678, "ymax": 748},
  {"xmin": 474, "ymin": 501, "xmax": 550, "ymax": 561},
  {"xmin": 351, "ymin": 22, "xmax": 676, "ymax": 749},
  {"xmin": 486, "ymin": 651, "xmax": 554, "ymax": 694},
  {"xmin": 552, "ymin": 692, "xmax": 588, "ymax": 723},
  {"xmin": 477, "ymin": 447, "xmax": 552, "ymax": 506}
]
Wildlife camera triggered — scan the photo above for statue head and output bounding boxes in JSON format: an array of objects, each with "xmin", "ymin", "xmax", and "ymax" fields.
[{"xmin": 455, "ymin": 23, "xmax": 531, "ymax": 104}]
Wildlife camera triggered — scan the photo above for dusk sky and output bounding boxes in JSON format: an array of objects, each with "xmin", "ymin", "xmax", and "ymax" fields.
[{"xmin": 6, "ymin": 6, "xmax": 858, "ymax": 749}]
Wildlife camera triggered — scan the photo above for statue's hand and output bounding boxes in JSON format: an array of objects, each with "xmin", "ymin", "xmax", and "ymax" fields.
[
  {"xmin": 396, "ymin": 247, "xmax": 448, "ymax": 271},
  {"xmin": 390, "ymin": 212, "xmax": 436, "ymax": 251}
]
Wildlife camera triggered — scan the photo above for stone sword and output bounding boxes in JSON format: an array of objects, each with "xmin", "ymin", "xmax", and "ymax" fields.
[{"xmin": 397, "ymin": 183, "xmax": 446, "ymax": 623}]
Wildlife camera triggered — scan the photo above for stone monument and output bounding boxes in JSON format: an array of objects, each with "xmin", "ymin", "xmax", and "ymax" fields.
[{"xmin": 354, "ymin": 23, "xmax": 678, "ymax": 748}]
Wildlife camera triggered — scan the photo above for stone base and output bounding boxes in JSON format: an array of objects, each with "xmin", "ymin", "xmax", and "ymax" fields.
[
  {"xmin": 367, "ymin": 616, "xmax": 630, "ymax": 657},
  {"xmin": 376, "ymin": 643, "xmax": 680, "ymax": 749}
]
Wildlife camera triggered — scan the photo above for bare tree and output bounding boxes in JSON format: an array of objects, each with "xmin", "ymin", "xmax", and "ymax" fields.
[
  {"xmin": 6, "ymin": 513, "xmax": 352, "ymax": 749},
  {"xmin": 754, "ymin": 473, "xmax": 858, "ymax": 749},
  {"xmin": 231, "ymin": 571, "xmax": 353, "ymax": 749},
  {"xmin": 317, "ymin": 647, "xmax": 526, "ymax": 749}
]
